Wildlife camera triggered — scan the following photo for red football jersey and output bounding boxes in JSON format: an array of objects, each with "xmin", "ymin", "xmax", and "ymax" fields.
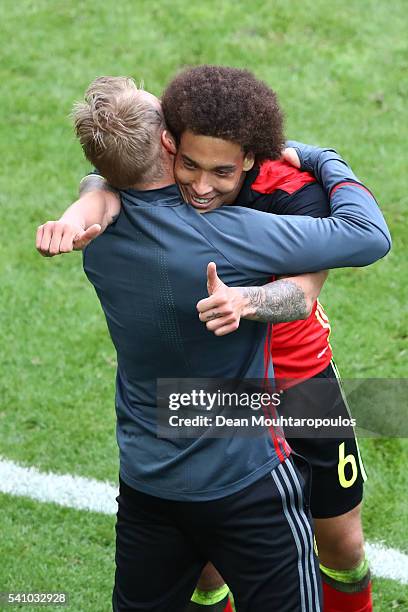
[
  {"xmin": 237, "ymin": 159, "xmax": 333, "ymax": 384},
  {"xmin": 271, "ymin": 300, "xmax": 332, "ymax": 384}
]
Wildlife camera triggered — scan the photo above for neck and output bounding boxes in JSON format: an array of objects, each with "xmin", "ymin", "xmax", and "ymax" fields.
[
  {"xmin": 129, "ymin": 147, "xmax": 176, "ymax": 191},
  {"xmin": 129, "ymin": 175, "xmax": 175, "ymax": 191}
]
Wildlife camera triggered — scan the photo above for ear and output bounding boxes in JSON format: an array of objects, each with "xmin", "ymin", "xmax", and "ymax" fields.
[
  {"xmin": 243, "ymin": 152, "xmax": 255, "ymax": 171},
  {"xmin": 161, "ymin": 130, "xmax": 177, "ymax": 155}
]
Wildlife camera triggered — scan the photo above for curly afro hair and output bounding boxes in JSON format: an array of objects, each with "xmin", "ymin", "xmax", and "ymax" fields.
[{"xmin": 161, "ymin": 65, "xmax": 285, "ymax": 162}]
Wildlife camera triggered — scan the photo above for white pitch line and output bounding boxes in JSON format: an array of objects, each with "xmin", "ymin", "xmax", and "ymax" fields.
[
  {"xmin": 365, "ymin": 542, "xmax": 408, "ymax": 585},
  {"xmin": 1, "ymin": 457, "xmax": 407, "ymax": 584},
  {"xmin": 0, "ymin": 457, "xmax": 118, "ymax": 515}
]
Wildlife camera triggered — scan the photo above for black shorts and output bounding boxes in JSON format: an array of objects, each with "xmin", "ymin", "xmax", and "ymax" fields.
[
  {"xmin": 281, "ymin": 361, "xmax": 367, "ymax": 519},
  {"xmin": 113, "ymin": 456, "xmax": 322, "ymax": 612}
]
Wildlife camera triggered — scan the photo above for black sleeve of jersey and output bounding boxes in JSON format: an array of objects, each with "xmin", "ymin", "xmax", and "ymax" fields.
[{"xmin": 272, "ymin": 182, "xmax": 331, "ymax": 218}]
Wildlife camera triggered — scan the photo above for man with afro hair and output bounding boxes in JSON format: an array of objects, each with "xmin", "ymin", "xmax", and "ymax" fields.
[
  {"xmin": 161, "ymin": 65, "xmax": 373, "ymax": 612},
  {"xmin": 162, "ymin": 65, "xmax": 284, "ymax": 164},
  {"xmin": 162, "ymin": 65, "xmax": 372, "ymax": 612}
]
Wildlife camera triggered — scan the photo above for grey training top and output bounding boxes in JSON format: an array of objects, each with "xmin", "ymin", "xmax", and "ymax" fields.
[{"xmin": 83, "ymin": 145, "xmax": 390, "ymax": 501}]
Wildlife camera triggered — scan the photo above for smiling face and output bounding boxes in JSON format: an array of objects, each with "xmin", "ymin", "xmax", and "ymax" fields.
[{"xmin": 174, "ymin": 130, "xmax": 254, "ymax": 212}]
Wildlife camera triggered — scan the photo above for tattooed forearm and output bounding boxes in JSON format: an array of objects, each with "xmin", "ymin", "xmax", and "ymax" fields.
[{"xmin": 242, "ymin": 279, "xmax": 310, "ymax": 323}]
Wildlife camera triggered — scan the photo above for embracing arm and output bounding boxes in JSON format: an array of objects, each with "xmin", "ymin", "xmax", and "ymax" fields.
[
  {"xmin": 284, "ymin": 141, "xmax": 392, "ymax": 264},
  {"xmin": 70, "ymin": 175, "xmax": 120, "ymax": 229},
  {"xmin": 206, "ymin": 144, "xmax": 391, "ymax": 278},
  {"xmin": 36, "ymin": 175, "xmax": 121, "ymax": 256},
  {"xmin": 240, "ymin": 270, "xmax": 328, "ymax": 322}
]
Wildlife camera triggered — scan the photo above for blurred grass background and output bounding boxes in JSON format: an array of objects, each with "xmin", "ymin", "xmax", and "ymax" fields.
[{"xmin": 0, "ymin": 0, "xmax": 407, "ymax": 609}]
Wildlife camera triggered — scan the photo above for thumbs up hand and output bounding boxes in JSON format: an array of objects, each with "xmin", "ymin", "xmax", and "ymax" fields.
[
  {"xmin": 206, "ymin": 261, "xmax": 224, "ymax": 296},
  {"xmin": 196, "ymin": 262, "xmax": 248, "ymax": 336}
]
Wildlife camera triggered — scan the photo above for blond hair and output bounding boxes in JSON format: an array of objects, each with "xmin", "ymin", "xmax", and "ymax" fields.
[{"xmin": 72, "ymin": 76, "xmax": 164, "ymax": 188}]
